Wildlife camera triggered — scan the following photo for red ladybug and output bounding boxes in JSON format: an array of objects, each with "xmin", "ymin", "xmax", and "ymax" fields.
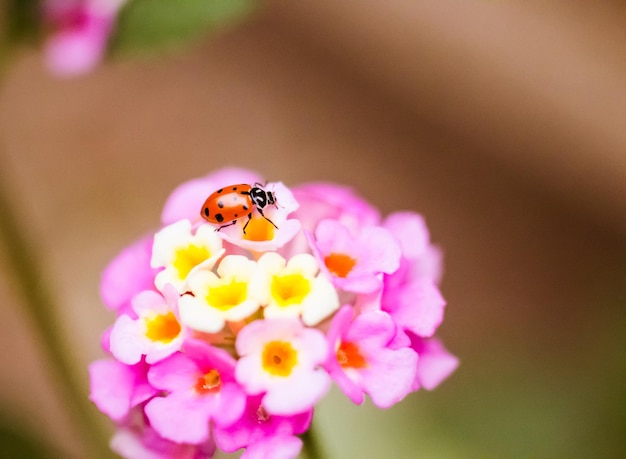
[{"xmin": 200, "ymin": 184, "xmax": 278, "ymax": 234}]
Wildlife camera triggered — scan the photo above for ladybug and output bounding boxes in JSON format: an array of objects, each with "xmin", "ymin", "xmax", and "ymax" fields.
[{"xmin": 200, "ymin": 183, "xmax": 278, "ymax": 234}]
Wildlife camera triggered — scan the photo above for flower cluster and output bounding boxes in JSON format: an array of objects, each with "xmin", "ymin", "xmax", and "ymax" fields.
[{"xmin": 90, "ymin": 167, "xmax": 458, "ymax": 459}]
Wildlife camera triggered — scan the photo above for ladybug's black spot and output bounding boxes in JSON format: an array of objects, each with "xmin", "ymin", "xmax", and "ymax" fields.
[
  {"xmin": 216, "ymin": 188, "xmax": 223, "ymax": 194},
  {"xmin": 232, "ymin": 186, "xmax": 238, "ymax": 191},
  {"xmin": 217, "ymin": 201, "xmax": 224, "ymax": 209},
  {"xmin": 234, "ymin": 214, "xmax": 239, "ymax": 218},
  {"xmin": 242, "ymin": 205, "xmax": 249, "ymax": 211},
  {"xmin": 204, "ymin": 208, "xmax": 210, "ymax": 217},
  {"xmin": 215, "ymin": 213, "xmax": 224, "ymax": 223}
]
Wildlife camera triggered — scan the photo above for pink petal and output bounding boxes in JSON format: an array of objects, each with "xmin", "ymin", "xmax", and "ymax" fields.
[
  {"xmin": 242, "ymin": 435, "xmax": 303, "ymax": 459},
  {"xmin": 412, "ymin": 337, "xmax": 459, "ymax": 390},
  {"xmin": 262, "ymin": 370, "xmax": 330, "ymax": 416},
  {"xmin": 145, "ymin": 393, "xmax": 212, "ymax": 444},
  {"xmin": 383, "ymin": 278, "xmax": 446, "ymax": 337},
  {"xmin": 147, "ymin": 353, "xmax": 199, "ymax": 392},
  {"xmin": 100, "ymin": 236, "xmax": 158, "ymax": 311},
  {"xmin": 361, "ymin": 346, "xmax": 418, "ymax": 408},
  {"xmin": 89, "ymin": 359, "xmax": 155, "ymax": 421}
]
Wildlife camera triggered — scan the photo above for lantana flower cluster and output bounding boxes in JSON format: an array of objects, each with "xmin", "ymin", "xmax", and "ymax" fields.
[{"xmin": 90, "ymin": 167, "xmax": 458, "ymax": 459}]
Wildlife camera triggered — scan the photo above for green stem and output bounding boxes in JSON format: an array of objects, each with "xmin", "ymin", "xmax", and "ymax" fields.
[
  {"xmin": 0, "ymin": 159, "xmax": 114, "ymax": 459},
  {"xmin": 0, "ymin": 5, "xmax": 112, "ymax": 459},
  {"xmin": 301, "ymin": 422, "xmax": 324, "ymax": 459}
]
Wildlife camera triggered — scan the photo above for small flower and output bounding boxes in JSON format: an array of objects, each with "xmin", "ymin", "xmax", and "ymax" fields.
[
  {"xmin": 88, "ymin": 359, "xmax": 157, "ymax": 422},
  {"xmin": 151, "ymin": 220, "xmax": 225, "ymax": 293},
  {"xmin": 235, "ymin": 318, "xmax": 330, "ymax": 416},
  {"xmin": 251, "ymin": 252, "xmax": 339, "ymax": 326},
  {"xmin": 179, "ymin": 255, "xmax": 261, "ymax": 334},
  {"xmin": 308, "ymin": 219, "xmax": 402, "ymax": 293},
  {"xmin": 325, "ymin": 306, "xmax": 418, "ymax": 408},
  {"xmin": 145, "ymin": 340, "xmax": 246, "ymax": 444},
  {"xmin": 109, "ymin": 286, "xmax": 184, "ymax": 365}
]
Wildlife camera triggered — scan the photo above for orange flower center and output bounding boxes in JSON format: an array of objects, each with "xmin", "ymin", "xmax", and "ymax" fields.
[
  {"xmin": 336, "ymin": 341, "xmax": 367, "ymax": 369},
  {"xmin": 195, "ymin": 369, "xmax": 221, "ymax": 394},
  {"xmin": 144, "ymin": 312, "xmax": 181, "ymax": 343},
  {"xmin": 244, "ymin": 216, "xmax": 275, "ymax": 242},
  {"xmin": 324, "ymin": 253, "xmax": 356, "ymax": 278},
  {"xmin": 262, "ymin": 341, "xmax": 298, "ymax": 377}
]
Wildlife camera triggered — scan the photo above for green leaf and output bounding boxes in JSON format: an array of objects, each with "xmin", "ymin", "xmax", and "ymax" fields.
[{"xmin": 110, "ymin": 0, "xmax": 258, "ymax": 56}]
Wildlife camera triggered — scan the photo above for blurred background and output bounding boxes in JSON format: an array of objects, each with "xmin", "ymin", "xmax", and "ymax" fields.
[{"xmin": 0, "ymin": 0, "xmax": 625, "ymax": 457}]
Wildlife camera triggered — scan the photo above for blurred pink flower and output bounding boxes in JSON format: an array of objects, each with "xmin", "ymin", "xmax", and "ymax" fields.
[{"xmin": 44, "ymin": 0, "xmax": 128, "ymax": 76}]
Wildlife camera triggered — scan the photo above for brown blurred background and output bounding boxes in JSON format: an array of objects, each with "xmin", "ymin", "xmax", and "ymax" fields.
[{"xmin": 1, "ymin": 0, "xmax": 625, "ymax": 457}]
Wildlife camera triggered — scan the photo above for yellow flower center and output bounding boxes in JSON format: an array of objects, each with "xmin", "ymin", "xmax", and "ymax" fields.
[
  {"xmin": 270, "ymin": 273, "xmax": 311, "ymax": 307},
  {"xmin": 244, "ymin": 216, "xmax": 275, "ymax": 242},
  {"xmin": 262, "ymin": 341, "xmax": 298, "ymax": 377},
  {"xmin": 336, "ymin": 341, "xmax": 368, "ymax": 369},
  {"xmin": 144, "ymin": 312, "xmax": 181, "ymax": 343},
  {"xmin": 324, "ymin": 252, "xmax": 356, "ymax": 278},
  {"xmin": 207, "ymin": 279, "xmax": 248, "ymax": 311},
  {"xmin": 172, "ymin": 244, "xmax": 211, "ymax": 280},
  {"xmin": 195, "ymin": 369, "xmax": 221, "ymax": 394}
]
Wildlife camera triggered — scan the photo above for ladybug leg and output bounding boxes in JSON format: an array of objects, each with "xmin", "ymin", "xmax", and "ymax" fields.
[
  {"xmin": 242, "ymin": 213, "xmax": 253, "ymax": 234},
  {"xmin": 257, "ymin": 208, "xmax": 278, "ymax": 229},
  {"xmin": 216, "ymin": 220, "xmax": 238, "ymax": 232}
]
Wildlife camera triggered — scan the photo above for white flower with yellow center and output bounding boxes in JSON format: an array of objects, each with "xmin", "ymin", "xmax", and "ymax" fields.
[
  {"xmin": 251, "ymin": 252, "xmax": 340, "ymax": 326},
  {"xmin": 151, "ymin": 219, "xmax": 225, "ymax": 293},
  {"xmin": 179, "ymin": 255, "xmax": 261, "ymax": 333}
]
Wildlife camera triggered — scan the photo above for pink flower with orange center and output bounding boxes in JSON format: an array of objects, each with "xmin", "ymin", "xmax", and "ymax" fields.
[
  {"xmin": 145, "ymin": 340, "xmax": 246, "ymax": 444},
  {"xmin": 308, "ymin": 219, "xmax": 402, "ymax": 294},
  {"xmin": 325, "ymin": 305, "xmax": 418, "ymax": 408},
  {"xmin": 109, "ymin": 285, "xmax": 184, "ymax": 365},
  {"xmin": 235, "ymin": 318, "xmax": 330, "ymax": 416}
]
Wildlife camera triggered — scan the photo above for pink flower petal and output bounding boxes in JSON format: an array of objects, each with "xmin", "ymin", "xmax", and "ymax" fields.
[
  {"xmin": 241, "ymin": 435, "xmax": 303, "ymax": 459},
  {"xmin": 383, "ymin": 278, "xmax": 446, "ymax": 337},
  {"xmin": 89, "ymin": 359, "xmax": 156, "ymax": 421},
  {"xmin": 214, "ymin": 394, "xmax": 312, "ymax": 453},
  {"xmin": 100, "ymin": 236, "xmax": 158, "ymax": 311},
  {"xmin": 412, "ymin": 337, "xmax": 459, "ymax": 390}
]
